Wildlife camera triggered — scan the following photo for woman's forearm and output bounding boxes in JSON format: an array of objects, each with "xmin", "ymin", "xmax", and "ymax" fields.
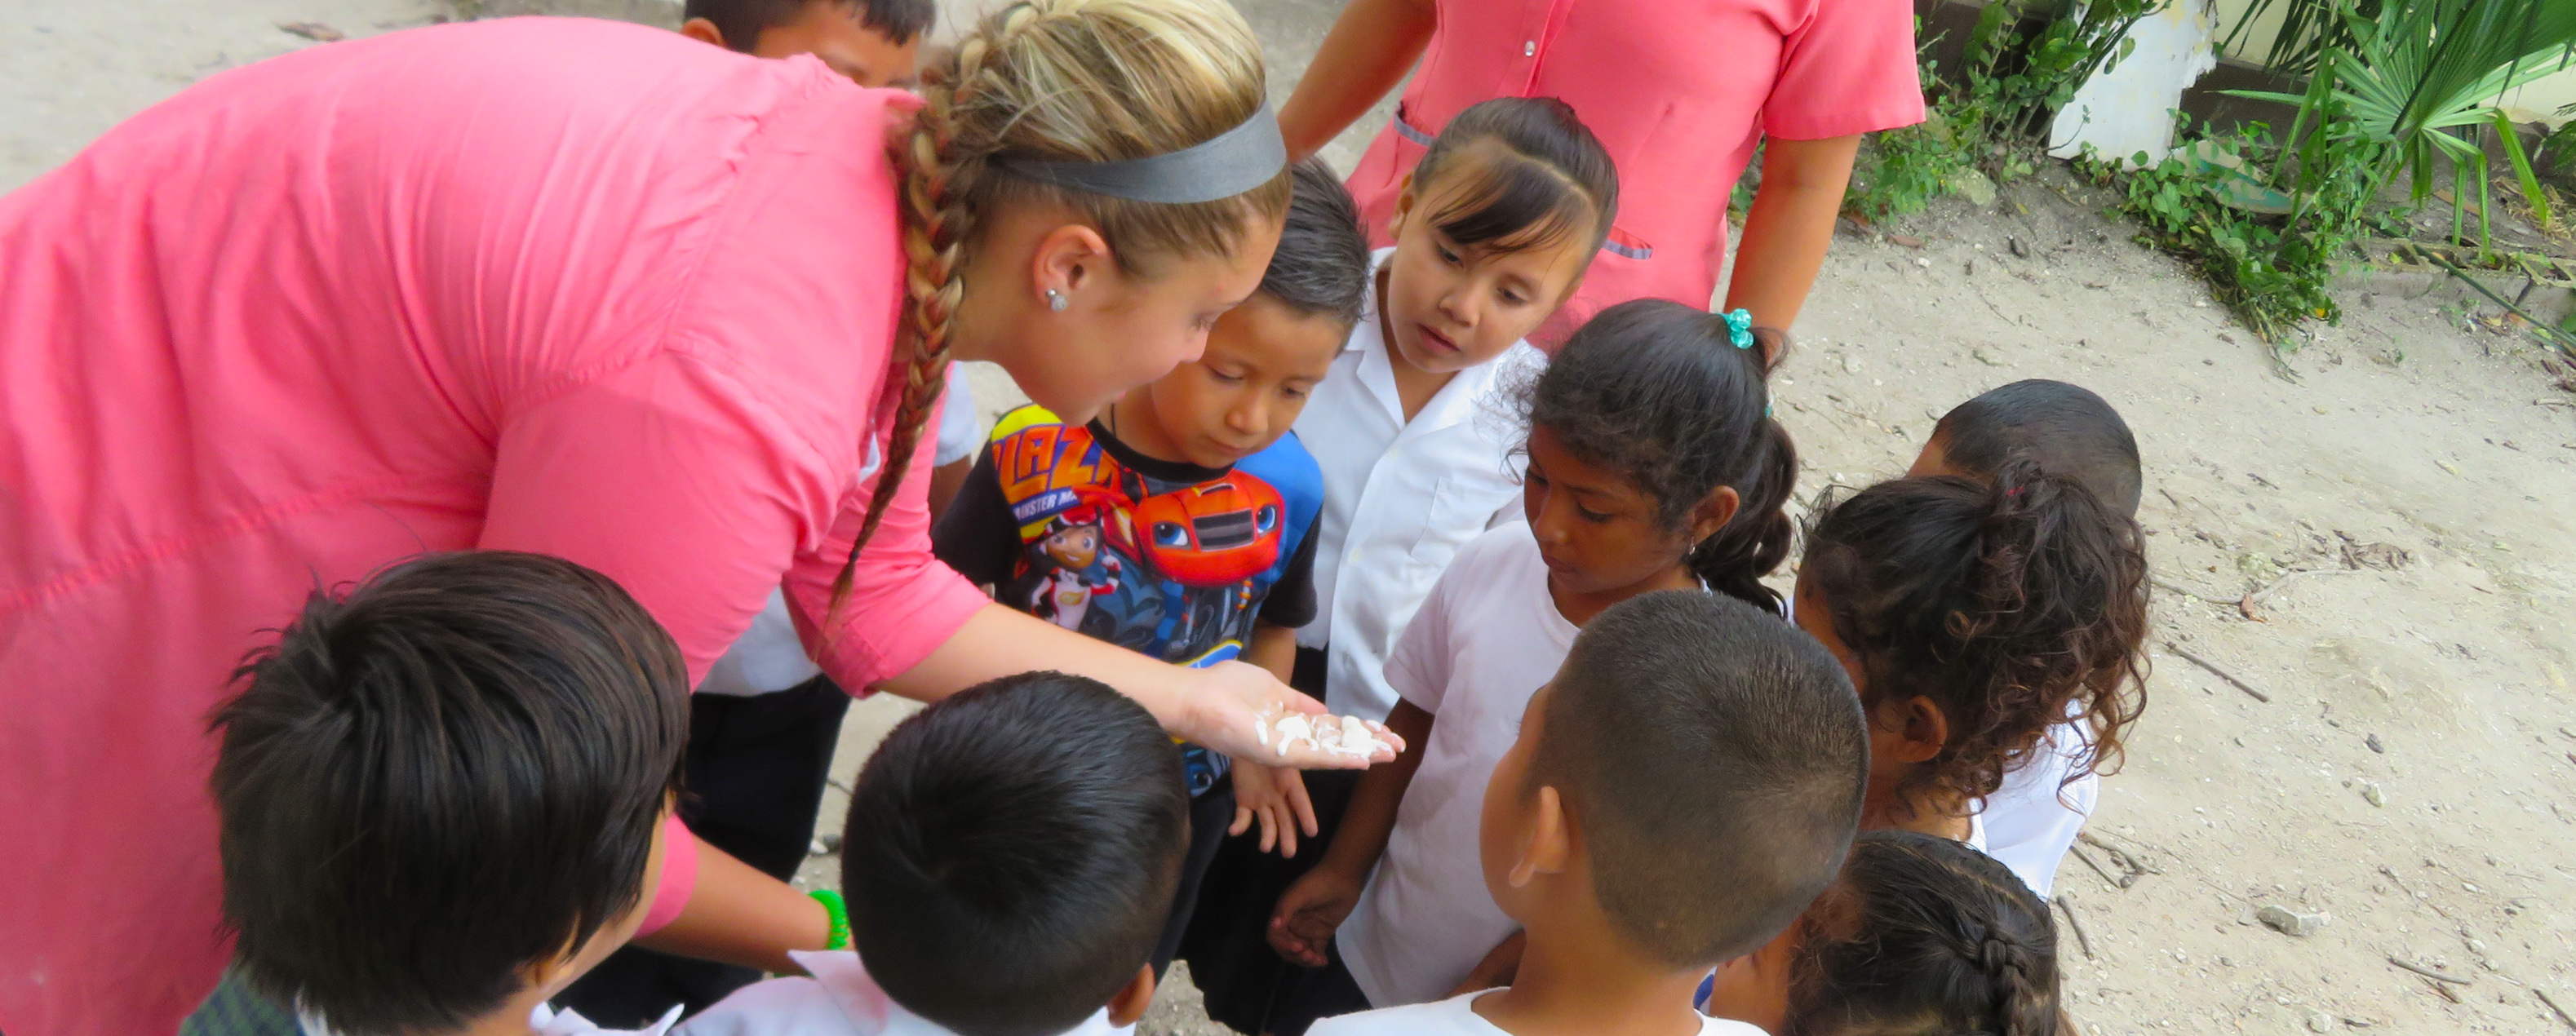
[
  {"xmin": 1278, "ymin": 0, "xmax": 1439, "ymax": 159},
  {"xmin": 1315, "ymin": 699, "xmax": 1435, "ymax": 875},
  {"xmin": 630, "ymin": 837, "xmax": 829, "ymax": 975},
  {"xmin": 877, "ymin": 603, "xmax": 1193, "ymax": 719},
  {"xmin": 1722, "ymin": 135, "xmax": 1862, "ymax": 330}
]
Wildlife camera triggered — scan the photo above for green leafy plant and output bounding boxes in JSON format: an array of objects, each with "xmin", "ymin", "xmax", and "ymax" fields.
[
  {"xmin": 2081, "ymin": 108, "xmax": 2393, "ymax": 343},
  {"xmin": 2231, "ymin": 0, "xmax": 2576, "ymax": 255},
  {"xmin": 1846, "ymin": 1, "xmax": 2165, "ymax": 219}
]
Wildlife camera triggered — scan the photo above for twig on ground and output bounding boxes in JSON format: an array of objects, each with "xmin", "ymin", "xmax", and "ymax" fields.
[
  {"xmin": 2428, "ymin": 977, "xmax": 2464, "ymax": 1003},
  {"xmin": 2075, "ymin": 833, "xmax": 2152, "ymax": 886},
  {"xmin": 2153, "ymin": 577, "xmax": 2239, "ymax": 607},
  {"xmin": 2389, "ymin": 957, "xmax": 2473, "ymax": 985},
  {"xmin": 2241, "ymin": 568, "xmax": 2355, "ymax": 621},
  {"xmin": 2536, "ymin": 988, "xmax": 2576, "ymax": 1030},
  {"xmin": 2165, "ymin": 641, "xmax": 2271, "ymax": 702},
  {"xmin": 2070, "ymin": 845, "xmax": 2124, "ymax": 891},
  {"xmin": 2055, "ymin": 894, "xmax": 2097, "ymax": 959}
]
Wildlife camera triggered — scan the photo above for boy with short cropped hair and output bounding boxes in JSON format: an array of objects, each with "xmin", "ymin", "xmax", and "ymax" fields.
[
  {"xmin": 1908, "ymin": 378, "xmax": 2144, "ymax": 901},
  {"xmin": 679, "ymin": 0, "xmax": 932, "ymax": 88},
  {"xmin": 1310, "ymin": 591, "xmax": 1868, "ymax": 1036},
  {"xmin": 194, "ymin": 552, "xmax": 695, "ymax": 1036},
  {"xmin": 673, "ymin": 671, "xmax": 1190, "ymax": 1036},
  {"xmin": 931, "ymin": 158, "xmax": 1372, "ymax": 973}
]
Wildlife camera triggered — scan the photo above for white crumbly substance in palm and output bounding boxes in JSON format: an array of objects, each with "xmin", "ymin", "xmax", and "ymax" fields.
[{"xmin": 1257, "ymin": 706, "xmax": 1388, "ymax": 759}]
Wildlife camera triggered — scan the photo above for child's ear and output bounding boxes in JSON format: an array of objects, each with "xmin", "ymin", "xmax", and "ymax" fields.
[
  {"xmin": 1688, "ymin": 485, "xmax": 1743, "ymax": 547},
  {"xmin": 677, "ymin": 17, "xmax": 728, "ymax": 49},
  {"xmin": 1388, "ymin": 172, "xmax": 1418, "ymax": 237},
  {"xmin": 1877, "ymin": 695, "xmax": 1949, "ymax": 764},
  {"xmin": 1507, "ymin": 785, "xmax": 1573, "ymax": 888},
  {"xmin": 1105, "ymin": 963, "xmax": 1158, "ymax": 1026}
]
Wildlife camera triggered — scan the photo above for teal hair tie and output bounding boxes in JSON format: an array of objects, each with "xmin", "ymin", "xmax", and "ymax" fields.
[{"xmin": 1722, "ymin": 308, "xmax": 1754, "ymax": 349}]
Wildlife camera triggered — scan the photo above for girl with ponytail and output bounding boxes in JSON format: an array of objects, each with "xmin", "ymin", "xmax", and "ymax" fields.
[
  {"xmin": 1704, "ymin": 830, "xmax": 2065, "ymax": 1036},
  {"xmin": 1793, "ymin": 463, "xmax": 2149, "ymax": 897},
  {"xmin": 1260, "ymin": 299, "xmax": 1795, "ymax": 1029},
  {"xmin": 0, "ymin": 3, "xmax": 1391, "ymax": 1026}
]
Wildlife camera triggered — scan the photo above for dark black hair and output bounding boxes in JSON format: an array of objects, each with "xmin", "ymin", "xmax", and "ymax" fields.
[
  {"xmin": 1801, "ymin": 468, "xmax": 2148, "ymax": 808},
  {"xmin": 1408, "ymin": 96, "xmax": 1618, "ymax": 259},
  {"xmin": 1259, "ymin": 157, "xmax": 1372, "ymax": 329},
  {"xmin": 688, "ymin": 0, "xmax": 934, "ymax": 49},
  {"xmin": 1530, "ymin": 591, "xmax": 1868, "ymax": 967},
  {"xmin": 210, "ymin": 551, "xmax": 691, "ymax": 1035},
  {"xmin": 1932, "ymin": 380, "xmax": 2142, "ymax": 518},
  {"xmin": 842, "ymin": 671, "xmax": 1188, "ymax": 1036},
  {"xmin": 1787, "ymin": 830, "xmax": 2062, "ymax": 1036},
  {"xmin": 1522, "ymin": 299, "xmax": 1798, "ymax": 612}
]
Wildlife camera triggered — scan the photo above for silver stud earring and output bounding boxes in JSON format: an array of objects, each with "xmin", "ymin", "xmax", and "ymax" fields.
[{"xmin": 1046, "ymin": 288, "xmax": 1069, "ymax": 312}]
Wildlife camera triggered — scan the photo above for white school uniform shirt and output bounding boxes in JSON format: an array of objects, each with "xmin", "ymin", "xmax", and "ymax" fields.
[
  {"xmin": 1338, "ymin": 526, "xmax": 1574, "ymax": 1007},
  {"xmin": 1974, "ymin": 708, "xmax": 2099, "ymax": 899},
  {"xmin": 1294, "ymin": 247, "xmax": 1542, "ymax": 720},
  {"xmin": 1310, "ymin": 990, "xmax": 1766, "ymax": 1036},
  {"xmin": 675, "ymin": 950, "xmax": 1129, "ymax": 1036}
]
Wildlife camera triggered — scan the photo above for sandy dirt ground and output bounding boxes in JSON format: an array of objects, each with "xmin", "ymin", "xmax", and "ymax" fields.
[{"xmin": 8, "ymin": 1, "xmax": 2574, "ymax": 1033}]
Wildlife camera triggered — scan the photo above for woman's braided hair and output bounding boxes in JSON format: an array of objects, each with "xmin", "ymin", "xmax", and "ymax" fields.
[
  {"xmin": 833, "ymin": 0, "xmax": 1292, "ymax": 607},
  {"xmin": 1785, "ymin": 830, "xmax": 2063, "ymax": 1036}
]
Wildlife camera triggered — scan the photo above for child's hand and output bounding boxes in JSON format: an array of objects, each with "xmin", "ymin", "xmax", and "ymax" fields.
[
  {"xmin": 1177, "ymin": 661, "xmax": 1405, "ymax": 768},
  {"xmin": 1227, "ymin": 761, "xmax": 1319, "ymax": 857},
  {"xmin": 1268, "ymin": 865, "xmax": 1364, "ymax": 967}
]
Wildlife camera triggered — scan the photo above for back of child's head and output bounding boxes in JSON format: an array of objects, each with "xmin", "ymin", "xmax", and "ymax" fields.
[
  {"xmin": 688, "ymin": 0, "xmax": 935, "ymax": 50},
  {"xmin": 1261, "ymin": 157, "xmax": 1372, "ymax": 330},
  {"xmin": 1787, "ymin": 830, "xmax": 2062, "ymax": 1036},
  {"xmin": 1408, "ymin": 96, "xmax": 1619, "ymax": 260},
  {"xmin": 1801, "ymin": 467, "xmax": 2148, "ymax": 805},
  {"xmin": 1523, "ymin": 299, "xmax": 1798, "ymax": 612},
  {"xmin": 841, "ymin": 671, "xmax": 1188, "ymax": 1036},
  {"xmin": 210, "ymin": 551, "xmax": 690, "ymax": 1035},
  {"xmin": 1928, "ymin": 379, "xmax": 2141, "ymax": 518},
  {"xmin": 1532, "ymin": 591, "xmax": 1868, "ymax": 967}
]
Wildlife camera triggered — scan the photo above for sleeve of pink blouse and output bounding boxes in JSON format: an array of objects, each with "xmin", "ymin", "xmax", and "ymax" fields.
[
  {"xmin": 780, "ymin": 395, "xmax": 991, "ymax": 693},
  {"xmin": 1761, "ymin": 0, "xmax": 1926, "ymax": 140}
]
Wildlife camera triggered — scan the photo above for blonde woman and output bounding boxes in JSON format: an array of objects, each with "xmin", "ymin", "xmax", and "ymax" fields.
[{"xmin": 0, "ymin": 5, "xmax": 1399, "ymax": 1034}]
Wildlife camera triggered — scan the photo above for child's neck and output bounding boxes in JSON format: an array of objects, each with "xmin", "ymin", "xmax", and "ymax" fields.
[
  {"xmin": 1100, "ymin": 394, "xmax": 1191, "ymax": 467},
  {"xmin": 1474, "ymin": 928, "xmax": 1709, "ymax": 1036},
  {"xmin": 1547, "ymin": 564, "xmax": 1701, "ymax": 628},
  {"xmin": 1378, "ymin": 267, "xmax": 1459, "ymax": 423},
  {"xmin": 1862, "ymin": 782, "xmax": 1975, "ymax": 841}
]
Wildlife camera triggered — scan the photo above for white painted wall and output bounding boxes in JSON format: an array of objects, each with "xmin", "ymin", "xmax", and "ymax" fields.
[{"xmin": 2048, "ymin": 0, "xmax": 2222, "ymax": 163}]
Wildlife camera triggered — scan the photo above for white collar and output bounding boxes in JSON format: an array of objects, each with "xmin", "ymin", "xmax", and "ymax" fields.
[
  {"xmin": 1344, "ymin": 247, "xmax": 1537, "ymax": 436},
  {"xmin": 791, "ymin": 950, "xmax": 1124, "ymax": 1036}
]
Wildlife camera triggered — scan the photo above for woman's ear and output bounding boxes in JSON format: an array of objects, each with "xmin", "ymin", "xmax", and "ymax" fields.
[
  {"xmin": 1105, "ymin": 963, "xmax": 1158, "ymax": 1026},
  {"xmin": 1507, "ymin": 785, "xmax": 1573, "ymax": 888},
  {"xmin": 1688, "ymin": 485, "xmax": 1743, "ymax": 546},
  {"xmin": 1030, "ymin": 223, "xmax": 1115, "ymax": 308},
  {"xmin": 1876, "ymin": 695, "xmax": 1949, "ymax": 764}
]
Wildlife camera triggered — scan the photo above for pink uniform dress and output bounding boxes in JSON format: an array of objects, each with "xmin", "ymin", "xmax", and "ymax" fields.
[
  {"xmin": 1346, "ymin": 0, "xmax": 1925, "ymax": 341},
  {"xmin": 0, "ymin": 19, "xmax": 989, "ymax": 1035}
]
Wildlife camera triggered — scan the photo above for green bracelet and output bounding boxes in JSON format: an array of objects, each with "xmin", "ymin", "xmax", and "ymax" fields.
[{"xmin": 808, "ymin": 888, "xmax": 850, "ymax": 951}]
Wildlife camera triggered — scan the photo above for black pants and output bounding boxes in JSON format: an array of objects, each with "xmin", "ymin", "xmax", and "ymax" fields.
[
  {"xmin": 1177, "ymin": 646, "xmax": 1371, "ymax": 1034},
  {"xmin": 554, "ymin": 676, "xmax": 851, "ymax": 1027},
  {"xmin": 1264, "ymin": 938, "xmax": 1373, "ymax": 1036},
  {"xmin": 1155, "ymin": 780, "xmax": 1236, "ymax": 980}
]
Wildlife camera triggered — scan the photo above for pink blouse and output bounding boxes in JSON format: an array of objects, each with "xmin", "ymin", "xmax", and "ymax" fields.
[
  {"xmin": 0, "ymin": 18, "xmax": 987, "ymax": 1034},
  {"xmin": 1345, "ymin": 0, "xmax": 1925, "ymax": 342}
]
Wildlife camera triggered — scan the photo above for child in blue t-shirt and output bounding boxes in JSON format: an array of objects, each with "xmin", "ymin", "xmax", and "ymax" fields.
[{"xmin": 932, "ymin": 158, "xmax": 1372, "ymax": 977}]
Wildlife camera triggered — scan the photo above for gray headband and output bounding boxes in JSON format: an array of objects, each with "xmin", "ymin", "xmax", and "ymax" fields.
[{"xmin": 999, "ymin": 101, "xmax": 1286, "ymax": 204}]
